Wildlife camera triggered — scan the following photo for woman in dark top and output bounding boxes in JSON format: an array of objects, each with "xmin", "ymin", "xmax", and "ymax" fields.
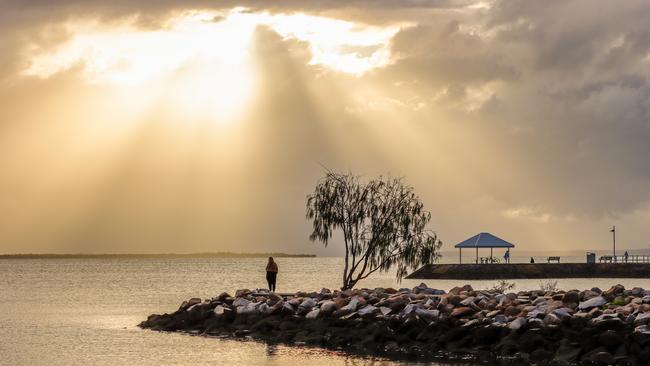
[{"xmin": 266, "ymin": 257, "xmax": 278, "ymax": 292}]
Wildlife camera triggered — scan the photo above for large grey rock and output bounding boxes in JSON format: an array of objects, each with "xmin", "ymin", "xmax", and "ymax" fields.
[
  {"xmin": 233, "ymin": 298, "xmax": 251, "ymax": 307},
  {"xmin": 494, "ymin": 314, "xmax": 507, "ymax": 324},
  {"xmin": 526, "ymin": 308, "xmax": 546, "ymax": 319},
  {"xmin": 358, "ymin": 305, "xmax": 378, "ymax": 317},
  {"xmin": 634, "ymin": 311, "xmax": 650, "ymax": 326},
  {"xmin": 236, "ymin": 302, "xmax": 260, "ymax": 315},
  {"xmin": 282, "ymin": 302, "xmax": 295, "ymax": 314},
  {"xmin": 589, "ymin": 351, "xmax": 614, "ymax": 365},
  {"xmin": 305, "ymin": 308, "xmax": 320, "ymax": 319},
  {"xmin": 379, "ymin": 306, "xmax": 392, "ymax": 316},
  {"xmin": 508, "ymin": 317, "xmax": 526, "ymax": 330},
  {"xmin": 235, "ymin": 289, "xmax": 251, "ymax": 297},
  {"xmin": 532, "ymin": 297, "xmax": 548, "ymax": 306},
  {"xmin": 562, "ymin": 291, "xmax": 579, "ymax": 304},
  {"xmin": 543, "ymin": 313, "xmax": 561, "ymax": 326},
  {"xmin": 578, "ymin": 296, "xmax": 607, "ymax": 310},
  {"xmin": 634, "ymin": 325, "xmax": 650, "ymax": 334},
  {"xmin": 459, "ymin": 297, "xmax": 476, "ymax": 306},
  {"xmin": 341, "ymin": 297, "xmax": 359, "ymax": 312},
  {"xmin": 213, "ymin": 305, "xmax": 230, "ymax": 316},
  {"xmin": 268, "ymin": 293, "xmax": 282, "ymax": 303},
  {"xmin": 631, "ymin": 287, "xmax": 644, "ymax": 296},
  {"xmin": 552, "ymin": 307, "xmax": 572, "ymax": 320},
  {"xmin": 319, "ymin": 300, "xmax": 337, "ymax": 315},
  {"xmin": 415, "ymin": 308, "xmax": 439, "ymax": 322},
  {"xmin": 298, "ymin": 298, "xmax": 317, "ymax": 314}
]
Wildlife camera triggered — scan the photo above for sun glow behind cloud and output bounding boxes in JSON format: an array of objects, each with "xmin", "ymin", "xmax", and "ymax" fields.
[
  {"xmin": 22, "ymin": 9, "xmax": 400, "ymax": 125},
  {"xmin": 25, "ymin": 9, "xmax": 400, "ymax": 84}
]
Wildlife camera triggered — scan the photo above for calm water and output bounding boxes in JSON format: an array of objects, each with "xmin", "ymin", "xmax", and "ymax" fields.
[{"xmin": 2, "ymin": 257, "xmax": 650, "ymax": 365}]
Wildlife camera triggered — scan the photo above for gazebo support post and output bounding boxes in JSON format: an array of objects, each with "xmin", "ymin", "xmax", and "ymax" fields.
[
  {"xmin": 490, "ymin": 248, "xmax": 493, "ymax": 263},
  {"xmin": 459, "ymin": 248, "xmax": 462, "ymax": 264},
  {"xmin": 476, "ymin": 247, "xmax": 478, "ymax": 264}
]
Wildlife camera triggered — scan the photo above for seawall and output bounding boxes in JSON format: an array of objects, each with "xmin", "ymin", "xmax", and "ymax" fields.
[
  {"xmin": 139, "ymin": 284, "xmax": 650, "ymax": 365},
  {"xmin": 406, "ymin": 263, "xmax": 650, "ymax": 280}
]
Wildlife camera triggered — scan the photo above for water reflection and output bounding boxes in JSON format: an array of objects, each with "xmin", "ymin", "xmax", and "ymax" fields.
[{"xmin": 2, "ymin": 257, "xmax": 650, "ymax": 365}]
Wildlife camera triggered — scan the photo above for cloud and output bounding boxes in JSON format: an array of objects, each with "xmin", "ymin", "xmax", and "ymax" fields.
[{"xmin": 2, "ymin": 1, "xmax": 650, "ymax": 253}]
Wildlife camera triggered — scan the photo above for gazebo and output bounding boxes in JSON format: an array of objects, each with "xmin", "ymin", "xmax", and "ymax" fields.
[{"xmin": 454, "ymin": 232, "xmax": 515, "ymax": 264}]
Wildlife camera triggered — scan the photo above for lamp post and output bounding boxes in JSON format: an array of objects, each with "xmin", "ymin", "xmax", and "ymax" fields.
[{"xmin": 611, "ymin": 226, "xmax": 616, "ymax": 262}]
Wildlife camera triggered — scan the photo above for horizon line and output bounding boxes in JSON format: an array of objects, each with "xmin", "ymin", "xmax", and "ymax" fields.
[{"xmin": 0, "ymin": 252, "xmax": 317, "ymax": 258}]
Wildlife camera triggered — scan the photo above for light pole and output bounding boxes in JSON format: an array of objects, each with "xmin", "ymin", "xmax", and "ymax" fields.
[{"xmin": 611, "ymin": 226, "xmax": 616, "ymax": 262}]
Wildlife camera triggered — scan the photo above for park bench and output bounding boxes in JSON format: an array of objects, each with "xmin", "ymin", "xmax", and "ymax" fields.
[{"xmin": 547, "ymin": 256, "xmax": 561, "ymax": 263}]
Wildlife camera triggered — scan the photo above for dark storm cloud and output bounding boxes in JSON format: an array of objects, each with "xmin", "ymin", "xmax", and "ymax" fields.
[{"xmin": 376, "ymin": 0, "xmax": 650, "ymax": 218}]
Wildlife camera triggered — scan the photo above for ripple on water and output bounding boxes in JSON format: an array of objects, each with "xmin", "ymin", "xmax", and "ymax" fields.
[{"xmin": 1, "ymin": 257, "xmax": 650, "ymax": 365}]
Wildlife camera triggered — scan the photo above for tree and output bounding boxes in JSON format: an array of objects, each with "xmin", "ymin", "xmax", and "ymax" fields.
[{"xmin": 306, "ymin": 171, "xmax": 442, "ymax": 290}]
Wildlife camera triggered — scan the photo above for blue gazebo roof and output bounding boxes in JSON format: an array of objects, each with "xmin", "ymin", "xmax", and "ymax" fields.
[{"xmin": 454, "ymin": 232, "xmax": 515, "ymax": 249}]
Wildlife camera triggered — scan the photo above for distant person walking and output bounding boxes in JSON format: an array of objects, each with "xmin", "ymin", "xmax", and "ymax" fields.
[
  {"xmin": 266, "ymin": 257, "xmax": 278, "ymax": 292},
  {"xmin": 624, "ymin": 251, "xmax": 629, "ymax": 263},
  {"xmin": 530, "ymin": 257, "xmax": 535, "ymax": 264}
]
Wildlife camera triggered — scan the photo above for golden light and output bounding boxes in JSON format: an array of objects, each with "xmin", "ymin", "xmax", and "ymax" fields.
[
  {"xmin": 23, "ymin": 9, "xmax": 401, "ymax": 124},
  {"xmin": 261, "ymin": 13, "xmax": 401, "ymax": 74}
]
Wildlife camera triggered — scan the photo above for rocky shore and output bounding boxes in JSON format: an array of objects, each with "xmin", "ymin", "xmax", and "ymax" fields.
[{"xmin": 140, "ymin": 284, "xmax": 650, "ymax": 365}]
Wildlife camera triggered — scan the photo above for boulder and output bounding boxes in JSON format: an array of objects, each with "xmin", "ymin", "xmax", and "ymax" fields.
[
  {"xmin": 462, "ymin": 284, "xmax": 474, "ymax": 293},
  {"xmin": 459, "ymin": 297, "xmax": 476, "ymax": 306},
  {"xmin": 603, "ymin": 285, "xmax": 625, "ymax": 299},
  {"xmin": 449, "ymin": 286, "xmax": 463, "ymax": 295},
  {"xmin": 543, "ymin": 313, "xmax": 561, "ymax": 326},
  {"xmin": 268, "ymin": 293, "xmax": 282, "ymax": 304},
  {"xmin": 508, "ymin": 317, "xmax": 526, "ymax": 330},
  {"xmin": 578, "ymin": 296, "xmax": 607, "ymax": 310},
  {"xmin": 589, "ymin": 351, "xmax": 614, "ymax": 365},
  {"xmin": 504, "ymin": 305, "xmax": 522, "ymax": 317},
  {"xmin": 494, "ymin": 314, "xmax": 507, "ymax": 324},
  {"xmin": 305, "ymin": 308, "xmax": 320, "ymax": 319},
  {"xmin": 281, "ymin": 302, "xmax": 295, "ymax": 315},
  {"xmin": 297, "ymin": 298, "xmax": 317, "ymax": 315},
  {"xmin": 213, "ymin": 305, "xmax": 233, "ymax": 318},
  {"xmin": 451, "ymin": 307, "xmax": 474, "ymax": 318},
  {"xmin": 233, "ymin": 298, "xmax": 251, "ymax": 307},
  {"xmin": 562, "ymin": 291, "xmax": 580, "ymax": 304},
  {"xmin": 552, "ymin": 307, "xmax": 572, "ymax": 321},
  {"xmin": 554, "ymin": 344, "xmax": 582, "ymax": 362},
  {"xmin": 631, "ymin": 287, "xmax": 644, "ymax": 296},
  {"xmin": 635, "ymin": 325, "xmax": 650, "ymax": 334},
  {"xmin": 598, "ymin": 330, "xmax": 622, "ymax": 348},
  {"xmin": 532, "ymin": 297, "xmax": 547, "ymax": 306},
  {"xmin": 216, "ymin": 292, "xmax": 231, "ymax": 301},
  {"xmin": 414, "ymin": 283, "xmax": 429, "ymax": 294},
  {"xmin": 358, "ymin": 305, "xmax": 378, "ymax": 317},
  {"xmin": 236, "ymin": 302, "xmax": 260, "ymax": 315},
  {"xmin": 235, "ymin": 289, "xmax": 251, "ymax": 297},
  {"xmin": 415, "ymin": 308, "xmax": 439, "ymax": 322},
  {"xmin": 379, "ymin": 307, "xmax": 392, "ymax": 316},
  {"xmin": 635, "ymin": 311, "xmax": 650, "ymax": 326},
  {"xmin": 179, "ymin": 297, "xmax": 201, "ymax": 311},
  {"xmin": 319, "ymin": 300, "xmax": 337, "ymax": 316}
]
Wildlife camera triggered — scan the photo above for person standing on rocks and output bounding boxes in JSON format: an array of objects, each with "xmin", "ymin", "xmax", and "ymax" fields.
[{"xmin": 266, "ymin": 257, "xmax": 278, "ymax": 292}]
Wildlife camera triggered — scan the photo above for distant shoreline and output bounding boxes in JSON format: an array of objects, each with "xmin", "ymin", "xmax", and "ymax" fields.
[{"xmin": 0, "ymin": 252, "xmax": 317, "ymax": 259}]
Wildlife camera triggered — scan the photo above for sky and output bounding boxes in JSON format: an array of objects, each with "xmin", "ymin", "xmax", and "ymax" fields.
[{"xmin": 1, "ymin": 0, "xmax": 650, "ymax": 256}]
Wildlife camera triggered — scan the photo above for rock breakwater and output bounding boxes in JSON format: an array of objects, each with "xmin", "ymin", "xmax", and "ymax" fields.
[{"xmin": 140, "ymin": 284, "xmax": 650, "ymax": 365}]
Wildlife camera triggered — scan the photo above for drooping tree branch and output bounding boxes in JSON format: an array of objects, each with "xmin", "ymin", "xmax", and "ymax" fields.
[{"xmin": 306, "ymin": 171, "xmax": 442, "ymax": 290}]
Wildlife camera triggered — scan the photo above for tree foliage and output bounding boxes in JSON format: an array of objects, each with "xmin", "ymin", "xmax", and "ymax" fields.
[{"xmin": 306, "ymin": 171, "xmax": 442, "ymax": 290}]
